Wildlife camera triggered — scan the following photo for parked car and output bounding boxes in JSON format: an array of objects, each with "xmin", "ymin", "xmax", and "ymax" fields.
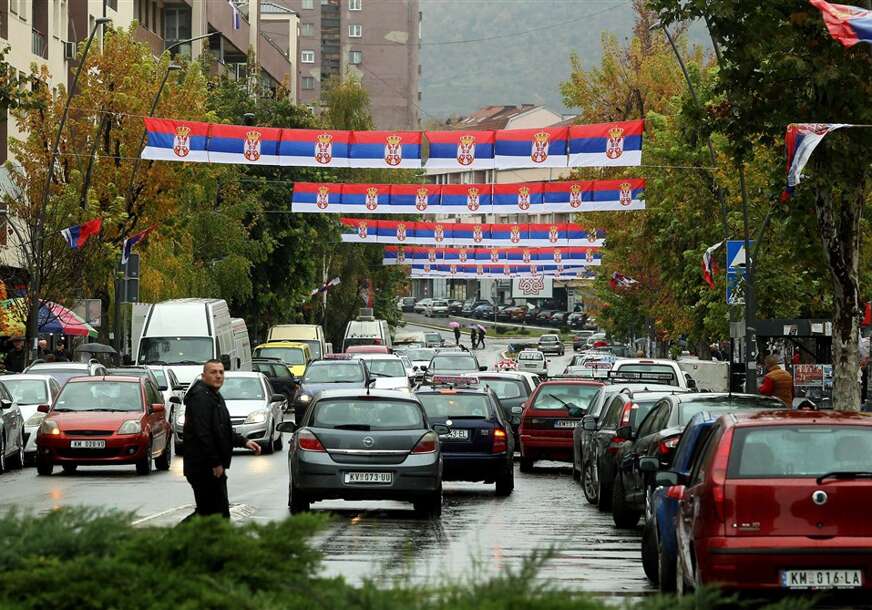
[
  {"xmin": 567, "ymin": 312, "xmax": 587, "ymax": 329},
  {"xmin": 516, "ymin": 349, "xmax": 548, "ymax": 378},
  {"xmin": 518, "ymin": 380, "xmax": 604, "ymax": 472},
  {"xmin": 0, "ymin": 381, "xmax": 24, "ymax": 472},
  {"xmin": 0, "ymin": 374, "xmax": 61, "ymax": 466},
  {"xmin": 425, "ymin": 299, "xmax": 449, "ymax": 318},
  {"xmin": 24, "ymin": 360, "xmax": 109, "ymax": 386},
  {"xmin": 447, "ymin": 300, "xmax": 464, "ymax": 315},
  {"xmin": 35, "ymin": 376, "xmax": 172, "ymax": 476},
  {"xmin": 549, "ymin": 312, "xmax": 568, "ymax": 327},
  {"xmin": 278, "ymin": 389, "xmax": 446, "ymax": 515},
  {"xmin": 473, "ymin": 304, "xmax": 497, "ymax": 319},
  {"xmin": 504, "ymin": 305, "xmax": 527, "ymax": 322},
  {"xmin": 524, "ymin": 306, "xmax": 541, "ymax": 323},
  {"xmin": 399, "ymin": 296, "xmax": 417, "ymax": 313},
  {"xmin": 414, "ymin": 298, "xmax": 433, "ymax": 314},
  {"xmin": 462, "ymin": 299, "xmax": 491, "ymax": 316},
  {"xmin": 536, "ymin": 310, "xmax": 557, "ymax": 324},
  {"xmin": 538, "ymin": 334, "xmax": 565, "ymax": 356},
  {"xmin": 670, "ymin": 410, "xmax": 872, "ymax": 593}
]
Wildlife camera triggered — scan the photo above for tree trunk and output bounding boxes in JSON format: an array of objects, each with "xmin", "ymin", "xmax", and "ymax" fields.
[{"xmin": 814, "ymin": 184, "xmax": 863, "ymax": 411}]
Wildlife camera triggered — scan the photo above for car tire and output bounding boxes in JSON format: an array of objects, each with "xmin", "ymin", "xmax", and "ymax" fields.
[
  {"xmin": 612, "ymin": 474, "xmax": 642, "ymax": 528},
  {"xmin": 155, "ymin": 436, "xmax": 172, "ymax": 471},
  {"xmin": 62, "ymin": 463, "xmax": 78, "ymax": 474},
  {"xmin": 571, "ymin": 450, "xmax": 581, "ymax": 481},
  {"xmin": 596, "ymin": 465, "xmax": 612, "ymax": 512},
  {"xmin": 261, "ymin": 430, "xmax": 275, "ymax": 455},
  {"xmin": 582, "ymin": 459, "xmax": 598, "ymax": 505},
  {"xmin": 36, "ymin": 455, "xmax": 53, "ymax": 476},
  {"xmin": 289, "ymin": 483, "xmax": 310, "ymax": 514},
  {"xmin": 658, "ymin": 524, "xmax": 677, "ymax": 593},
  {"xmin": 495, "ymin": 463, "xmax": 514, "ymax": 496},
  {"xmin": 414, "ymin": 488, "xmax": 442, "ymax": 517},
  {"xmin": 641, "ymin": 519, "xmax": 659, "ymax": 584},
  {"xmin": 135, "ymin": 441, "xmax": 153, "ymax": 476},
  {"xmin": 519, "ymin": 456, "xmax": 534, "ymax": 473}
]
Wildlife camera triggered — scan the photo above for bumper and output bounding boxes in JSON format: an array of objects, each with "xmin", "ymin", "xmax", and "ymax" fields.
[
  {"xmin": 232, "ymin": 421, "xmax": 272, "ymax": 443},
  {"xmin": 442, "ymin": 452, "xmax": 508, "ymax": 481},
  {"xmin": 292, "ymin": 450, "xmax": 441, "ymax": 501},
  {"xmin": 520, "ymin": 433, "xmax": 573, "ymax": 461},
  {"xmin": 37, "ymin": 434, "xmax": 150, "ymax": 465},
  {"xmin": 698, "ymin": 536, "xmax": 872, "ymax": 590}
]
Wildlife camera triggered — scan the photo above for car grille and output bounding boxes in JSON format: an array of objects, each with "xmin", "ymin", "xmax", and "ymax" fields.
[{"xmin": 65, "ymin": 430, "xmax": 113, "ymax": 436}]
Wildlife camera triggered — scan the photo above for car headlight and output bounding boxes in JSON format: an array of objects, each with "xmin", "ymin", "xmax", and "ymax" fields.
[
  {"xmin": 117, "ymin": 419, "xmax": 143, "ymax": 435},
  {"xmin": 25, "ymin": 412, "xmax": 46, "ymax": 427},
  {"xmin": 298, "ymin": 394, "xmax": 312, "ymax": 403},
  {"xmin": 244, "ymin": 410, "xmax": 268, "ymax": 424},
  {"xmin": 39, "ymin": 419, "xmax": 60, "ymax": 436}
]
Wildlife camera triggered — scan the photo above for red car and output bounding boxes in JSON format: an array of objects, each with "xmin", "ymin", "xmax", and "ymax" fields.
[
  {"xmin": 35, "ymin": 376, "xmax": 173, "ymax": 476},
  {"xmin": 345, "ymin": 345, "xmax": 391, "ymax": 354},
  {"xmin": 518, "ymin": 380, "xmax": 603, "ymax": 472},
  {"xmin": 669, "ymin": 410, "xmax": 872, "ymax": 593}
]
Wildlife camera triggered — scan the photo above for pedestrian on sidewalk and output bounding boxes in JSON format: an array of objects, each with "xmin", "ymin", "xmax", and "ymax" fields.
[
  {"xmin": 470, "ymin": 327, "xmax": 478, "ymax": 349},
  {"xmin": 183, "ymin": 359, "xmax": 261, "ymax": 519},
  {"xmin": 478, "ymin": 326, "xmax": 486, "ymax": 349},
  {"xmin": 759, "ymin": 354, "xmax": 794, "ymax": 407},
  {"xmin": 454, "ymin": 326, "xmax": 461, "ymax": 346}
]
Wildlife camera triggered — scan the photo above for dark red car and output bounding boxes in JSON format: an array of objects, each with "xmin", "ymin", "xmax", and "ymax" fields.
[
  {"xmin": 35, "ymin": 376, "xmax": 173, "ymax": 476},
  {"xmin": 669, "ymin": 410, "xmax": 872, "ymax": 593},
  {"xmin": 518, "ymin": 380, "xmax": 603, "ymax": 472}
]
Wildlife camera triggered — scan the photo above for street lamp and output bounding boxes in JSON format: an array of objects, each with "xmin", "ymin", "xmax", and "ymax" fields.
[
  {"xmin": 28, "ymin": 16, "xmax": 111, "ymax": 361},
  {"xmin": 165, "ymin": 31, "xmax": 222, "ymax": 57}
]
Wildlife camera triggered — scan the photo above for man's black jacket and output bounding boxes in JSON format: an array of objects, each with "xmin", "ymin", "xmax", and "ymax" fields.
[{"xmin": 183, "ymin": 380, "xmax": 247, "ymax": 477}]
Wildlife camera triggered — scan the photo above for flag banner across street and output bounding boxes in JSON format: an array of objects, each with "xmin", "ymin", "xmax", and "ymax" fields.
[
  {"xmin": 291, "ymin": 178, "xmax": 645, "ymax": 215},
  {"xmin": 383, "ymin": 245, "xmax": 602, "ymax": 265},
  {"xmin": 408, "ymin": 264, "xmax": 593, "ymax": 279},
  {"xmin": 142, "ymin": 118, "xmax": 644, "ymax": 170},
  {"xmin": 340, "ymin": 219, "xmax": 605, "ymax": 247}
]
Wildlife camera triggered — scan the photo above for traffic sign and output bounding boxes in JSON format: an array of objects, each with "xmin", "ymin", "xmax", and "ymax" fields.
[{"xmin": 726, "ymin": 240, "xmax": 753, "ymax": 305}]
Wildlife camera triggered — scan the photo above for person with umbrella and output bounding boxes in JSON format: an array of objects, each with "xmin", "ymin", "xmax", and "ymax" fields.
[
  {"xmin": 477, "ymin": 324, "xmax": 487, "ymax": 349},
  {"xmin": 469, "ymin": 325, "xmax": 478, "ymax": 349},
  {"xmin": 452, "ymin": 323, "xmax": 461, "ymax": 346}
]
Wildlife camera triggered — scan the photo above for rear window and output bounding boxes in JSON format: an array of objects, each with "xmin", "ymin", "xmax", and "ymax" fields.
[
  {"xmin": 312, "ymin": 399, "xmax": 424, "ymax": 430},
  {"xmin": 540, "ymin": 336, "xmax": 559, "ymax": 343},
  {"xmin": 727, "ymin": 425, "xmax": 872, "ymax": 478},
  {"xmin": 519, "ymin": 352, "xmax": 543, "ymax": 361},
  {"xmin": 613, "ymin": 364, "xmax": 677, "ymax": 385},
  {"xmin": 531, "ymin": 384, "xmax": 600, "ymax": 410},
  {"xmin": 480, "ymin": 379, "xmax": 524, "ymax": 400},
  {"xmin": 151, "ymin": 369, "xmax": 167, "ymax": 385},
  {"xmin": 677, "ymin": 397, "xmax": 782, "ymax": 425},
  {"xmin": 629, "ymin": 399, "xmax": 661, "ymax": 430},
  {"xmin": 431, "ymin": 355, "xmax": 477, "ymax": 371},
  {"xmin": 303, "ymin": 362, "xmax": 364, "ymax": 384},
  {"xmin": 418, "ymin": 393, "xmax": 491, "ymax": 419}
]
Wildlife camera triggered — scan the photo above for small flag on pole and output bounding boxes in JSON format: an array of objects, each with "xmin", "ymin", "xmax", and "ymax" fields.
[
  {"xmin": 122, "ymin": 226, "xmax": 155, "ymax": 264},
  {"xmin": 60, "ymin": 218, "xmax": 102, "ymax": 249},
  {"xmin": 702, "ymin": 240, "xmax": 723, "ymax": 289},
  {"xmin": 781, "ymin": 123, "xmax": 847, "ymax": 201},
  {"xmin": 310, "ymin": 277, "xmax": 341, "ymax": 297},
  {"xmin": 809, "ymin": 0, "xmax": 872, "ymax": 47},
  {"xmin": 229, "ymin": 0, "xmax": 241, "ymax": 30}
]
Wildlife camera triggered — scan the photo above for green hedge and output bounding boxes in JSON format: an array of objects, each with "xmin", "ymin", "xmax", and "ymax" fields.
[{"xmin": 0, "ymin": 509, "xmax": 820, "ymax": 610}]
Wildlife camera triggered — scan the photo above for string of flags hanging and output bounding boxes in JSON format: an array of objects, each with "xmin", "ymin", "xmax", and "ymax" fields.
[
  {"xmin": 409, "ymin": 264, "xmax": 593, "ymax": 279},
  {"xmin": 383, "ymin": 245, "xmax": 602, "ymax": 266}
]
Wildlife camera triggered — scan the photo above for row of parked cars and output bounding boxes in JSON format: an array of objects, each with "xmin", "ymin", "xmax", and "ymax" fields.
[{"xmin": 399, "ymin": 296, "xmax": 594, "ymax": 329}]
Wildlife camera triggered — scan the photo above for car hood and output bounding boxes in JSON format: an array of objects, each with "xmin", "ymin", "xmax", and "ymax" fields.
[
  {"xmin": 224, "ymin": 399, "xmax": 269, "ymax": 417},
  {"xmin": 49, "ymin": 411, "xmax": 142, "ymax": 431},
  {"xmin": 299, "ymin": 381, "xmax": 364, "ymax": 396}
]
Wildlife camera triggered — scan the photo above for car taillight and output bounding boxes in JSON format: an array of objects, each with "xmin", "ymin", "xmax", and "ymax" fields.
[
  {"xmin": 412, "ymin": 431, "xmax": 438, "ymax": 454},
  {"xmin": 492, "ymin": 428, "xmax": 508, "ymax": 453},
  {"xmin": 658, "ymin": 434, "xmax": 681, "ymax": 455},
  {"xmin": 620, "ymin": 402, "xmax": 637, "ymax": 427},
  {"xmin": 297, "ymin": 429, "xmax": 325, "ymax": 452},
  {"xmin": 607, "ymin": 435, "xmax": 623, "ymax": 454},
  {"xmin": 710, "ymin": 427, "xmax": 734, "ymax": 525}
]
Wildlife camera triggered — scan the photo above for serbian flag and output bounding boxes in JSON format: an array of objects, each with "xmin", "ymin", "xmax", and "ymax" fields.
[
  {"xmin": 141, "ymin": 118, "xmax": 210, "ymax": 162},
  {"xmin": 291, "ymin": 182, "xmax": 341, "ymax": 213},
  {"xmin": 492, "ymin": 182, "xmax": 544, "ymax": 214},
  {"xmin": 339, "ymin": 218, "xmax": 375, "ymax": 243},
  {"xmin": 609, "ymin": 272, "xmax": 638, "ymax": 289},
  {"xmin": 390, "ymin": 183, "xmax": 441, "ymax": 215},
  {"xmin": 207, "ymin": 124, "xmax": 282, "ymax": 165},
  {"xmin": 810, "ymin": 0, "xmax": 872, "ymax": 46},
  {"xmin": 701, "ymin": 241, "xmax": 723, "ymax": 289},
  {"xmin": 424, "ymin": 130, "xmax": 495, "ymax": 170},
  {"xmin": 340, "ymin": 183, "xmax": 392, "ymax": 214},
  {"xmin": 349, "ymin": 131, "xmax": 422, "ymax": 169},
  {"xmin": 587, "ymin": 179, "xmax": 646, "ymax": 211},
  {"xmin": 122, "ymin": 226, "xmax": 154, "ymax": 264},
  {"xmin": 782, "ymin": 123, "xmax": 848, "ymax": 201},
  {"xmin": 566, "ymin": 225, "xmax": 606, "ymax": 247},
  {"xmin": 279, "ymin": 129, "xmax": 350, "ymax": 168},
  {"xmin": 494, "ymin": 126, "xmax": 569, "ymax": 169},
  {"xmin": 568, "ymin": 120, "xmax": 644, "ymax": 167},
  {"xmin": 440, "ymin": 184, "xmax": 493, "ymax": 215},
  {"xmin": 60, "ymin": 218, "xmax": 102, "ymax": 249},
  {"xmin": 310, "ymin": 277, "xmax": 340, "ymax": 297}
]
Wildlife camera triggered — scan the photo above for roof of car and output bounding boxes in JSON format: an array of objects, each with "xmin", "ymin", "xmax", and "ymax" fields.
[
  {"xmin": 28, "ymin": 362, "xmax": 93, "ymax": 369},
  {"xmin": 468, "ymin": 372, "xmax": 527, "ymax": 380},
  {"xmin": 254, "ymin": 341, "xmax": 309, "ymax": 349},
  {"xmin": 309, "ymin": 358, "xmax": 364, "ymax": 366},
  {"xmin": 729, "ymin": 410, "xmax": 872, "ymax": 426},
  {"xmin": 612, "ymin": 358, "xmax": 679, "ymax": 366},
  {"xmin": 222, "ymin": 371, "xmax": 265, "ymax": 378},
  {"xmin": 0, "ymin": 374, "xmax": 55, "ymax": 382},
  {"xmin": 669, "ymin": 392, "xmax": 783, "ymax": 405},
  {"xmin": 313, "ymin": 388, "xmax": 422, "ymax": 402},
  {"xmin": 352, "ymin": 353, "xmax": 402, "ymax": 361},
  {"xmin": 536, "ymin": 379, "xmax": 604, "ymax": 388}
]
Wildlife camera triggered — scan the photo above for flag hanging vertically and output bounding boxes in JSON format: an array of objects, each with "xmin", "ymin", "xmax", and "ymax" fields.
[
  {"xmin": 809, "ymin": 0, "xmax": 872, "ymax": 47},
  {"xmin": 609, "ymin": 272, "xmax": 638, "ymax": 289},
  {"xmin": 702, "ymin": 241, "xmax": 724, "ymax": 289},
  {"xmin": 229, "ymin": 0, "xmax": 241, "ymax": 30},
  {"xmin": 60, "ymin": 218, "xmax": 102, "ymax": 249},
  {"xmin": 122, "ymin": 227, "xmax": 155, "ymax": 264},
  {"xmin": 782, "ymin": 123, "xmax": 847, "ymax": 201}
]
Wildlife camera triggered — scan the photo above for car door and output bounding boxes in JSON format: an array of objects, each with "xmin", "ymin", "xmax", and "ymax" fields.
[
  {"xmin": 626, "ymin": 402, "xmax": 669, "ymax": 503},
  {"xmin": 144, "ymin": 381, "xmax": 167, "ymax": 454},
  {"xmin": 263, "ymin": 377, "xmax": 282, "ymax": 437}
]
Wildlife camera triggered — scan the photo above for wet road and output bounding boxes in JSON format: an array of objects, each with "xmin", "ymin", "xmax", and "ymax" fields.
[{"xmin": 0, "ymin": 325, "xmax": 650, "ymax": 598}]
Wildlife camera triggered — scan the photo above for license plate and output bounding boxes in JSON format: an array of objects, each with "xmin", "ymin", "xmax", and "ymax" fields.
[
  {"xmin": 441, "ymin": 429, "xmax": 469, "ymax": 440},
  {"xmin": 344, "ymin": 472, "xmax": 393, "ymax": 484},
  {"xmin": 70, "ymin": 440, "xmax": 106, "ymax": 449},
  {"xmin": 781, "ymin": 569, "xmax": 863, "ymax": 589},
  {"xmin": 554, "ymin": 420, "xmax": 578, "ymax": 429}
]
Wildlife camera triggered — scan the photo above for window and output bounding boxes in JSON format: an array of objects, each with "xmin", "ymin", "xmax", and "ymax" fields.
[
  {"xmin": 349, "ymin": 50, "xmax": 362, "ymax": 64},
  {"xmin": 349, "ymin": 0, "xmax": 362, "ymax": 10},
  {"xmin": 302, "ymin": 0, "xmax": 313, "ymax": 8},
  {"xmin": 164, "ymin": 6, "xmax": 192, "ymax": 55},
  {"xmin": 302, "ymin": 76, "xmax": 315, "ymax": 90},
  {"xmin": 348, "ymin": 24, "xmax": 362, "ymax": 38},
  {"xmin": 301, "ymin": 22, "xmax": 313, "ymax": 36},
  {"xmin": 301, "ymin": 49, "xmax": 315, "ymax": 63},
  {"xmin": 313, "ymin": 399, "xmax": 424, "ymax": 431}
]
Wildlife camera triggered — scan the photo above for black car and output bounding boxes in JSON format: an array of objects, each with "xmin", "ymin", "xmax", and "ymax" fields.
[
  {"xmin": 472, "ymin": 304, "xmax": 496, "ymax": 319},
  {"xmin": 400, "ymin": 296, "xmax": 417, "ymax": 312},
  {"xmin": 461, "ymin": 299, "xmax": 490, "ymax": 316},
  {"xmin": 471, "ymin": 372, "xmax": 535, "ymax": 441},
  {"xmin": 252, "ymin": 358, "xmax": 299, "ymax": 404},
  {"xmin": 415, "ymin": 378, "xmax": 514, "ymax": 495},
  {"xmin": 610, "ymin": 393, "xmax": 784, "ymax": 528},
  {"xmin": 292, "ymin": 357, "xmax": 370, "ymax": 423},
  {"xmin": 448, "ymin": 300, "xmax": 464, "ymax": 315}
]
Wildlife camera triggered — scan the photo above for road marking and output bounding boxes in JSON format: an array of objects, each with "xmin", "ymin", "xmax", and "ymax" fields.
[{"xmin": 133, "ymin": 503, "xmax": 255, "ymax": 527}]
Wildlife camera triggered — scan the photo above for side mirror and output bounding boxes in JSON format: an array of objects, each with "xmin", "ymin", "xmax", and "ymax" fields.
[
  {"xmin": 582, "ymin": 416, "xmax": 597, "ymax": 431},
  {"xmin": 479, "ymin": 366, "xmax": 487, "ymax": 371},
  {"xmin": 220, "ymin": 354, "xmax": 232, "ymax": 369},
  {"xmin": 432, "ymin": 423, "xmax": 450, "ymax": 435},
  {"xmin": 151, "ymin": 403, "xmax": 166, "ymax": 415},
  {"xmin": 157, "ymin": 384, "xmax": 168, "ymax": 391},
  {"xmin": 0, "ymin": 399, "xmax": 11, "ymax": 409},
  {"xmin": 639, "ymin": 456, "xmax": 660, "ymax": 473},
  {"xmin": 169, "ymin": 396, "xmax": 181, "ymax": 405},
  {"xmin": 511, "ymin": 406, "xmax": 523, "ymax": 415},
  {"xmin": 276, "ymin": 421, "xmax": 298, "ymax": 433},
  {"xmin": 270, "ymin": 394, "xmax": 285, "ymax": 403},
  {"xmin": 616, "ymin": 425, "xmax": 633, "ymax": 441},
  {"xmin": 655, "ymin": 471, "xmax": 679, "ymax": 487},
  {"xmin": 37, "ymin": 404, "xmax": 51, "ymax": 413}
]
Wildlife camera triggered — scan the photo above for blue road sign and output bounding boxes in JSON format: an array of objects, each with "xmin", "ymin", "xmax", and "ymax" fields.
[{"xmin": 726, "ymin": 240, "xmax": 754, "ymax": 305}]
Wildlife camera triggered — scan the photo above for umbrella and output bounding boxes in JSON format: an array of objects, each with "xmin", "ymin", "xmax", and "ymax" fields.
[
  {"xmin": 75, "ymin": 342, "xmax": 117, "ymax": 355},
  {"xmin": 0, "ymin": 299, "xmax": 98, "ymax": 337},
  {"xmin": 448, "ymin": 321, "xmax": 460, "ymax": 329},
  {"xmin": 476, "ymin": 324, "xmax": 487, "ymax": 332}
]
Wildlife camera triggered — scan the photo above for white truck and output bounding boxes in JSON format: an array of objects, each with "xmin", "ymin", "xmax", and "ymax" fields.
[{"xmin": 677, "ymin": 357, "xmax": 730, "ymax": 392}]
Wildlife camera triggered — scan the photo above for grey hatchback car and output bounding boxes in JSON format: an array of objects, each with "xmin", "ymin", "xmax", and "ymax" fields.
[{"xmin": 278, "ymin": 389, "xmax": 447, "ymax": 516}]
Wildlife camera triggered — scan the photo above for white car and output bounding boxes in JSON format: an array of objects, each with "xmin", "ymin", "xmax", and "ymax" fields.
[
  {"xmin": 402, "ymin": 348, "xmax": 437, "ymax": 380},
  {"xmin": 516, "ymin": 350, "xmax": 549, "ymax": 378},
  {"xmin": 352, "ymin": 354, "xmax": 412, "ymax": 392},
  {"xmin": 146, "ymin": 365, "xmax": 186, "ymax": 409},
  {"xmin": 414, "ymin": 298, "xmax": 433, "ymax": 314},
  {"xmin": 609, "ymin": 358, "xmax": 691, "ymax": 389},
  {"xmin": 24, "ymin": 361, "xmax": 109, "ymax": 386},
  {"xmin": 0, "ymin": 374, "xmax": 61, "ymax": 465},
  {"xmin": 425, "ymin": 299, "xmax": 449, "ymax": 317}
]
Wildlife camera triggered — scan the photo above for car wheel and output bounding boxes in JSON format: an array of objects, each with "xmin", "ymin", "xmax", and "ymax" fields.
[
  {"xmin": 495, "ymin": 463, "xmax": 514, "ymax": 496},
  {"xmin": 288, "ymin": 483, "xmax": 310, "ymax": 514},
  {"xmin": 519, "ymin": 456, "xmax": 534, "ymax": 473},
  {"xmin": 571, "ymin": 449, "xmax": 581, "ymax": 481},
  {"xmin": 612, "ymin": 474, "xmax": 642, "ymax": 528},
  {"xmin": 658, "ymin": 524, "xmax": 677, "ymax": 593},
  {"xmin": 641, "ymin": 519, "xmax": 659, "ymax": 584},
  {"xmin": 62, "ymin": 463, "xmax": 78, "ymax": 474},
  {"xmin": 135, "ymin": 441, "xmax": 153, "ymax": 475},
  {"xmin": 413, "ymin": 487, "xmax": 442, "ymax": 517},
  {"xmin": 155, "ymin": 435, "xmax": 172, "ymax": 471},
  {"xmin": 596, "ymin": 465, "xmax": 612, "ymax": 512},
  {"xmin": 36, "ymin": 455, "xmax": 53, "ymax": 476},
  {"xmin": 582, "ymin": 459, "xmax": 598, "ymax": 505},
  {"xmin": 261, "ymin": 427, "xmax": 275, "ymax": 455},
  {"xmin": 0, "ymin": 434, "xmax": 5, "ymax": 473}
]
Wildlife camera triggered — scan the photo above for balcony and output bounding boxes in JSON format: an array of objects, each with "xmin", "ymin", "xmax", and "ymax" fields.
[{"xmin": 32, "ymin": 28, "xmax": 47, "ymax": 59}]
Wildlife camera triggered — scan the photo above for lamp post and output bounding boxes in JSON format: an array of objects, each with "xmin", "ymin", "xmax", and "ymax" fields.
[{"xmin": 27, "ymin": 17, "xmax": 111, "ymax": 361}]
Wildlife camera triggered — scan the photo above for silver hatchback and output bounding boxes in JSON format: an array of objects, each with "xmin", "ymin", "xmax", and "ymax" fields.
[{"xmin": 278, "ymin": 389, "xmax": 447, "ymax": 516}]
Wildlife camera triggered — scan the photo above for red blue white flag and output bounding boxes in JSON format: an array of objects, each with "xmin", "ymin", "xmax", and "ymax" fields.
[
  {"xmin": 782, "ymin": 123, "xmax": 847, "ymax": 201},
  {"xmin": 340, "ymin": 183, "xmax": 392, "ymax": 213},
  {"xmin": 291, "ymin": 182, "xmax": 342, "ymax": 213},
  {"xmin": 609, "ymin": 272, "xmax": 639, "ymax": 289},
  {"xmin": 349, "ymin": 131, "xmax": 422, "ymax": 169},
  {"xmin": 279, "ymin": 129, "xmax": 351, "ymax": 168},
  {"xmin": 60, "ymin": 218, "xmax": 102, "ymax": 249},
  {"xmin": 207, "ymin": 124, "xmax": 282, "ymax": 165},
  {"xmin": 142, "ymin": 118, "xmax": 210, "ymax": 162},
  {"xmin": 122, "ymin": 226, "xmax": 154, "ymax": 264},
  {"xmin": 389, "ymin": 184, "xmax": 441, "ymax": 214},
  {"xmin": 810, "ymin": 0, "xmax": 872, "ymax": 46},
  {"xmin": 494, "ymin": 126, "xmax": 569, "ymax": 169},
  {"xmin": 440, "ymin": 184, "xmax": 493, "ymax": 215},
  {"xmin": 702, "ymin": 241, "xmax": 723, "ymax": 289},
  {"xmin": 424, "ymin": 130, "xmax": 495, "ymax": 169},
  {"xmin": 568, "ymin": 120, "xmax": 644, "ymax": 167},
  {"xmin": 309, "ymin": 277, "xmax": 340, "ymax": 298},
  {"xmin": 492, "ymin": 182, "xmax": 544, "ymax": 214}
]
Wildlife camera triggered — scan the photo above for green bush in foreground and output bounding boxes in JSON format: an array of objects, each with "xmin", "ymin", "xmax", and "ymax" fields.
[{"xmin": 0, "ymin": 509, "xmax": 821, "ymax": 610}]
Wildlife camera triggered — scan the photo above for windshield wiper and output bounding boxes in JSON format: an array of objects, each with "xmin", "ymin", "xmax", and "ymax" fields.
[
  {"xmin": 816, "ymin": 471, "xmax": 872, "ymax": 484},
  {"xmin": 333, "ymin": 424, "xmax": 371, "ymax": 431},
  {"xmin": 368, "ymin": 372, "xmax": 391, "ymax": 378},
  {"xmin": 547, "ymin": 393, "xmax": 569, "ymax": 407}
]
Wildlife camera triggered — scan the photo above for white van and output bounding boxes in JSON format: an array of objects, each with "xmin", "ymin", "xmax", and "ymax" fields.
[
  {"xmin": 342, "ymin": 309, "xmax": 392, "ymax": 352},
  {"xmin": 266, "ymin": 324, "xmax": 328, "ymax": 360},
  {"xmin": 136, "ymin": 299, "xmax": 240, "ymax": 386},
  {"xmin": 231, "ymin": 318, "xmax": 252, "ymax": 372}
]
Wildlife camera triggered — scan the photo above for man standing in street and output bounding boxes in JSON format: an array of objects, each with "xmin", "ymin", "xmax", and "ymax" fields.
[
  {"xmin": 478, "ymin": 326, "xmax": 486, "ymax": 349},
  {"xmin": 759, "ymin": 354, "xmax": 795, "ymax": 407},
  {"xmin": 453, "ymin": 325, "xmax": 461, "ymax": 346},
  {"xmin": 183, "ymin": 359, "xmax": 261, "ymax": 518}
]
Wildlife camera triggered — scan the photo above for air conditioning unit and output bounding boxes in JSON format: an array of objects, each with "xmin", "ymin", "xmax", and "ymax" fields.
[{"xmin": 63, "ymin": 41, "xmax": 76, "ymax": 60}]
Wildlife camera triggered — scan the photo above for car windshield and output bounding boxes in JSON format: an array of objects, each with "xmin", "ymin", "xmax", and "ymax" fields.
[
  {"xmin": 220, "ymin": 377, "xmax": 264, "ymax": 401},
  {"xmin": 138, "ymin": 337, "xmax": 213, "ymax": 365},
  {"xmin": 303, "ymin": 363, "xmax": 364, "ymax": 384},
  {"xmin": 480, "ymin": 379, "xmax": 524, "ymax": 400},
  {"xmin": 255, "ymin": 347, "xmax": 306, "ymax": 365},
  {"xmin": 613, "ymin": 364, "xmax": 677, "ymax": 385},
  {"xmin": 31, "ymin": 368, "xmax": 90, "ymax": 385},
  {"xmin": 727, "ymin": 425, "xmax": 872, "ymax": 478},
  {"xmin": 364, "ymin": 359, "xmax": 406, "ymax": 377},
  {"xmin": 531, "ymin": 384, "xmax": 600, "ymax": 410},
  {"xmin": 418, "ymin": 393, "xmax": 490, "ymax": 418},
  {"xmin": 54, "ymin": 381, "xmax": 142, "ymax": 412},
  {"xmin": 2, "ymin": 379, "xmax": 48, "ymax": 405},
  {"xmin": 431, "ymin": 355, "xmax": 477, "ymax": 371},
  {"xmin": 678, "ymin": 397, "xmax": 781, "ymax": 425},
  {"xmin": 312, "ymin": 399, "xmax": 424, "ymax": 430},
  {"xmin": 405, "ymin": 349, "xmax": 435, "ymax": 361}
]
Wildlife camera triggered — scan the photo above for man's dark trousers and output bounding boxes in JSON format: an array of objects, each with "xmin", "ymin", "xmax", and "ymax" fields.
[{"xmin": 186, "ymin": 473, "xmax": 230, "ymax": 518}]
